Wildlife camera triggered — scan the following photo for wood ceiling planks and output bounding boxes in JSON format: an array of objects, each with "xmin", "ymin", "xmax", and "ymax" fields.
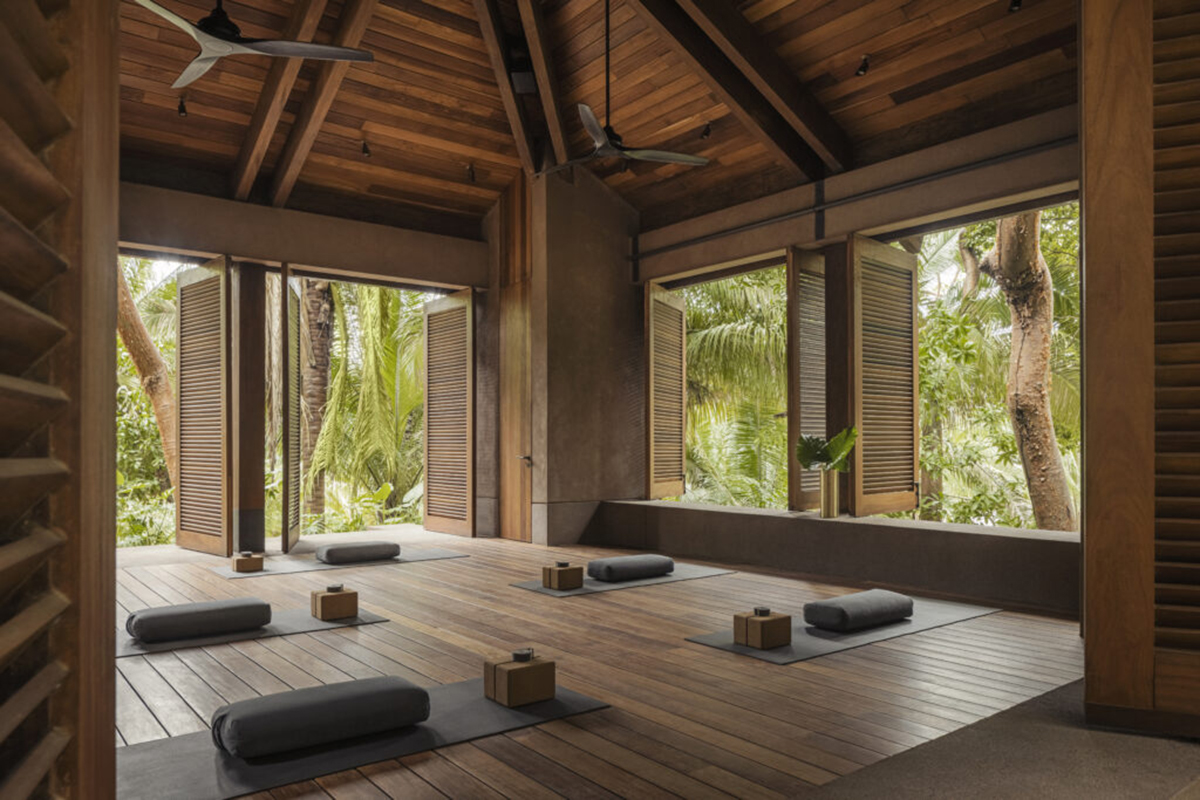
[{"xmin": 118, "ymin": 0, "xmax": 1078, "ymax": 233}]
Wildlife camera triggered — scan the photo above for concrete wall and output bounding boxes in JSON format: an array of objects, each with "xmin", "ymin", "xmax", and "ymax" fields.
[
  {"xmin": 587, "ymin": 501, "xmax": 1081, "ymax": 617},
  {"xmin": 474, "ymin": 204, "xmax": 501, "ymax": 535},
  {"xmin": 530, "ymin": 169, "xmax": 645, "ymax": 544}
]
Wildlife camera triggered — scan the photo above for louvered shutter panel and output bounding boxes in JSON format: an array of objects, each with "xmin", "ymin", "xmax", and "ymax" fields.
[
  {"xmin": 647, "ymin": 284, "xmax": 686, "ymax": 499},
  {"xmin": 850, "ymin": 236, "xmax": 919, "ymax": 515},
  {"xmin": 424, "ymin": 290, "xmax": 474, "ymax": 535},
  {"xmin": 788, "ymin": 248, "xmax": 826, "ymax": 510},
  {"xmin": 176, "ymin": 258, "xmax": 232, "ymax": 555},
  {"xmin": 281, "ymin": 270, "xmax": 302, "ymax": 551}
]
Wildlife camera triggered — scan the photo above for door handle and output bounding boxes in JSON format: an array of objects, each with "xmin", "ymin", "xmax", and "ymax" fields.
[{"xmin": 518, "ymin": 455, "xmax": 532, "ymax": 467}]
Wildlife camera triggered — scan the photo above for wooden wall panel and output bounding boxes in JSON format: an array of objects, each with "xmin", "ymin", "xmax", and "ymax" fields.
[
  {"xmin": 646, "ymin": 283, "xmax": 686, "ymax": 499},
  {"xmin": 498, "ymin": 176, "xmax": 532, "ymax": 542},
  {"xmin": 424, "ymin": 289, "xmax": 475, "ymax": 535},
  {"xmin": 787, "ymin": 247, "xmax": 826, "ymax": 510}
]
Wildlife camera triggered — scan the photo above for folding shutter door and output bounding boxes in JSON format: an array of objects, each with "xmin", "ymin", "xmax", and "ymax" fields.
[
  {"xmin": 281, "ymin": 269, "xmax": 302, "ymax": 551},
  {"xmin": 788, "ymin": 248, "xmax": 826, "ymax": 510},
  {"xmin": 849, "ymin": 236, "xmax": 919, "ymax": 515},
  {"xmin": 424, "ymin": 290, "xmax": 474, "ymax": 535},
  {"xmin": 176, "ymin": 257, "xmax": 232, "ymax": 555},
  {"xmin": 647, "ymin": 284, "xmax": 687, "ymax": 499}
]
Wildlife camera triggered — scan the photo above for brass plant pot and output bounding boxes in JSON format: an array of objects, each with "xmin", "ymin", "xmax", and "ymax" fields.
[{"xmin": 819, "ymin": 469, "xmax": 839, "ymax": 518}]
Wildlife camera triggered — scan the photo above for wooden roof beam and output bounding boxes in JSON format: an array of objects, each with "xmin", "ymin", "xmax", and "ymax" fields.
[
  {"xmin": 623, "ymin": 0, "xmax": 826, "ymax": 181},
  {"xmin": 673, "ymin": 0, "xmax": 851, "ymax": 173},
  {"xmin": 268, "ymin": 0, "xmax": 377, "ymax": 208},
  {"xmin": 516, "ymin": 0, "xmax": 569, "ymax": 166},
  {"xmin": 230, "ymin": 0, "xmax": 329, "ymax": 201},
  {"xmin": 473, "ymin": 0, "xmax": 537, "ymax": 173}
]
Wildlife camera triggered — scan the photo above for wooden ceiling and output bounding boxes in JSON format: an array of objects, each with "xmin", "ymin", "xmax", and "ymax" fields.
[{"xmin": 118, "ymin": 0, "xmax": 1078, "ymax": 235}]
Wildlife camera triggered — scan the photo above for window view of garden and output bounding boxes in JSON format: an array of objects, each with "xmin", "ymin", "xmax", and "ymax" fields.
[
  {"xmin": 116, "ymin": 257, "xmax": 432, "ymax": 547},
  {"xmin": 679, "ymin": 202, "xmax": 1081, "ymax": 532}
]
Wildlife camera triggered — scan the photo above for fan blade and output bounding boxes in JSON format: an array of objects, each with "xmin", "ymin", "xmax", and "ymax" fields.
[
  {"xmin": 622, "ymin": 148, "xmax": 709, "ymax": 166},
  {"xmin": 241, "ymin": 40, "xmax": 375, "ymax": 62},
  {"xmin": 539, "ymin": 154, "xmax": 599, "ymax": 176},
  {"xmin": 134, "ymin": 0, "xmax": 202, "ymax": 42},
  {"xmin": 171, "ymin": 54, "xmax": 219, "ymax": 88},
  {"xmin": 577, "ymin": 104, "xmax": 609, "ymax": 151}
]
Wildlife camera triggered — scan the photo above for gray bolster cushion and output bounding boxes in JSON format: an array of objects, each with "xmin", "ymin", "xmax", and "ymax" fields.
[
  {"xmin": 803, "ymin": 589, "xmax": 914, "ymax": 633},
  {"xmin": 210, "ymin": 676, "xmax": 431, "ymax": 759},
  {"xmin": 587, "ymin": 554, "xmax": 675, "ymax": 582},
  {"xmin": 315, "ymin": 541, "xmax": 401, "ymax": 564},
  {"xmin": 125, "ymin": 598, "xmax": 271, "ymax": 644}
]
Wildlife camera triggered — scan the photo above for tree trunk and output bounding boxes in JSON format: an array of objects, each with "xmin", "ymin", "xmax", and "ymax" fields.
[
  {"xmin": 117, "ymin": 267, "xmax": 178, "ymax": 490},
  {"xmin": 965, "ymin": 212, "xmax": 1078, "ymax": 531},
  {"xmin": 301, "ymin": 278, "xmax": 334, "ymax": 518}
]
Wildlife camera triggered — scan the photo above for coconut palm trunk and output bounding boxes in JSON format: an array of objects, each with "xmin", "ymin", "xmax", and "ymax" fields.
[
  {"xmin": 302, "ymin": 278, "xmax": 334, "ymax": 519},
  {"xmin": 117, "ymin": 266, "xmax": 178, "ymax": 489},
  {"xmin": 961, "ymin": 211, "xmax": 1078, "ymax": 531}
]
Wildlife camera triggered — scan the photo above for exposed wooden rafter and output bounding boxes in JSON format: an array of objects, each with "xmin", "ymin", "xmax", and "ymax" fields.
[
  {"xmin": 673, "ymin": 0, "xmax": 851, "ymax": 173},
  {"xmin": 516, "ymin": 0, "xmax": 569, "ymax": 166},
  {"xmin": 622, "ymin": 0, "xmax": 826, "ymax": 181},
  {"xmin": 268, "ymin": 0, "xmax": 377, "ymax": 208},
  {"xmin": 230, "ymin": 0, "xmax": 328, "ymax": 201},
  {"xmin": 473, "ymin": 0, "xmax": 536, "ymax": 173}
]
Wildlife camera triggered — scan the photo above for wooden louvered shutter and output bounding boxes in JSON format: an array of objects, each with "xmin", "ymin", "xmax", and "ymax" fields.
[
  {"xmin": 176, "ymin": 258, "xmax": 232, "ymax": 555},
  {"xmin": 647, "ymin": 284, "xmax": 686, "ymax": 499},
  {"xmin": 788, "ymin": 248, "xmax": 826, "ymax": 510},
  {"xmin": 424, "ymin": 290, "xmax": 474, "ymax": 535},
  {"xmin": 848, "ymin": 236, "xmax": 919, "ymax": 515},
  {"xmin": 281, "ymin": 269, "xmax": 302, "ymax": 552},
  {"xmin": 0, "ymin": 0, "xmax": 118, "ymax": 792}
]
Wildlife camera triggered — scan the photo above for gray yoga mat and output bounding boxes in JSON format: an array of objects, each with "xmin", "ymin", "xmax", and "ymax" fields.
[
  {"xmin": 686, "ymin": 597, "xmax": 998, "ymax": 664},
  {"xmin": 116, "ymin": 608, "xmax": 388, "ymax": 658},
  {"xmin": 116, "ymin": 679, "xmax": 607, "ymax": 800},
  {"xmin": 210, "ymin": 547, "xmax": 467, "ymax": 579},
  {"xmin": 512, "ymin": 561, "xmax": 735, "ymax": 597}
]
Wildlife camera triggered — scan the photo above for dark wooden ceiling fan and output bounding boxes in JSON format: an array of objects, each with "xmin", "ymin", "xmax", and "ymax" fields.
[
  {"xmin": 134, "ymin": 0, "xmax": 374, "ymax": 88},
  {"xmin": 542, "ymin": 0, "xmax": 709, "ymax": 175}
]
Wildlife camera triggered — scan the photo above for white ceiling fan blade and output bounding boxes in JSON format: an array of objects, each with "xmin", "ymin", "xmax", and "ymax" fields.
[
  {"xmin": 577, "ymin": 104, "xmax": 609, "ymax": 151},
  {"xmin": 134, "ymin": 0, "xmax": 202, "ymax": 42},
  {"xmin": 171, "ymin": 54, "xmax": 219, "ymax": 88},
  {"xmin": 622, "ymin": 149, "xmax": 709, "ymax": 166},
  {"xmin": 242, "ymin": 40, "xmax": 374, "ymax": 62}
]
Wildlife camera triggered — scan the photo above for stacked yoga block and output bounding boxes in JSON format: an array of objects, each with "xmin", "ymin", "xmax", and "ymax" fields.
[
  {"xmin": 311, "ymin": 584, "xmax": 358, "ymax": 620},
  {"xmin": 484, "ymin": 648, "xmax": 556, "ymax": 707},
  {"xmin": 542, "ymin": 561, "xmax": 584, "ymax": 590},
  {"xmin": 734, "ymin": 607, "xmax": 792, "ymax": 649}
]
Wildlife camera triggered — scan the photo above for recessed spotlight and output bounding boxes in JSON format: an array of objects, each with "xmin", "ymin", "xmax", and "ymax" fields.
[
  {"xmin": 361, "ymin": 140, "xmax": 371, "ymax": 158},
  {"xmin": 700, "ymin": 122, "xmax": 712, "ymax": 140},
  {"xmin": 177, "ymin": 97, "xmax": 188, "ymax": 117},
  {"xmin": 1009, "ymin": 0, "xmax": 1022, "ymax": 10},
  {"xmin": 855, "ymin": 55, "xmax": 870, "ymax": 77}
]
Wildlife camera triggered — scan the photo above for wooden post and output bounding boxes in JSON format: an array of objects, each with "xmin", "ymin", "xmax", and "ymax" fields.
[
  {"xmin": 230, "ymin": 264, "xmax": 266, "ymax": 553},
  {"xmin": 1080, "ymin": 0, "xmax": 1156, "ymax": 717}
]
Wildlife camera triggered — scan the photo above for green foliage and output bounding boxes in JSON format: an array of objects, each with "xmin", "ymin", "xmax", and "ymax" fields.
[{"xmin": 796, "ymin": 427, "xmax": 858, "ymax": 473}]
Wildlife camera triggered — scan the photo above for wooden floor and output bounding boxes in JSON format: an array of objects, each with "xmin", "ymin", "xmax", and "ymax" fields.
[{"xmin": 115, "ymin": 528, "xmax": 1083, "ymax": 799}]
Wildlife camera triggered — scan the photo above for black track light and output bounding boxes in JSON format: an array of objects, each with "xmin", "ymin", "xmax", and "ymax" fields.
[
  {"xmin": 361, "ymin": 139, "xmax": 371, "ymax": 158},
  {"xmin": 1008, "ymin": 0, "xmax": 1022, "ymax": 10},
  {"xmin": 855, "ymin": 55, "xmax": 870, "ymax": 77},
  {"xmin": 177, "ymin": 97, "xmax": 188, "ymax": 117},
  {"xmin": 700, "ymin": 121, "xmax": 712, "ymax": 140},
  {"xmin": 467, "ymin": 163, "xmax": 476, "ymax": 183}
]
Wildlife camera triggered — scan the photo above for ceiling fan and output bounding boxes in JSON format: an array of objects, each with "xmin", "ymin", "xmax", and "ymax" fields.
[
  {"xmin": 543, "ymin": 0, "xmax": 709, "ymax": 175},
  {"xmin": 134, "ymin": 0, "xmax": 374, "ymax": 89}
]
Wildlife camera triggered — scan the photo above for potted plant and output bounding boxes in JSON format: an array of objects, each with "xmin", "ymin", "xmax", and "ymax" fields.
[{"xmin": 796, "ymin": 427, "xmax": 858, "ymax": 518}]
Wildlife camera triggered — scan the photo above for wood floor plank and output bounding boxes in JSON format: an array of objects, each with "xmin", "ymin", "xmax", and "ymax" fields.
[{"xmin": 113, "ymin": 528, "xmax": 1083, "ymax": 799}]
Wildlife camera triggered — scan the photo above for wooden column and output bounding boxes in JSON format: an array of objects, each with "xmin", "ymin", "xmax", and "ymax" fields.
[
  {"xmin": 1081, "ymin": 0, "xmax": 1157, "ymax": 721},
  {"xmin": 230, "ymin": 264, "xmax": 265, "ymax": 553}
]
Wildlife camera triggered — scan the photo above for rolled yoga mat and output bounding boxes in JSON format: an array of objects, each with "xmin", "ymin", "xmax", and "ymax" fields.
[
  {"xmin": 116, "ymin": 678, "xmax": 608, "ymax": 800},
  {"xmin": 116, "ymin": 608, "xmax": 388, "ymax": 658},
  {"xmin": 209, "ymin": 547, "xmax": 468, "ymax": 579},
  {"xmin": 512, "ymin": 560, "xmax": 734, "ymax": 597},
  {"xmin": 686, "ymin": 596, "xmax": 998, "ymax": 665}
]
